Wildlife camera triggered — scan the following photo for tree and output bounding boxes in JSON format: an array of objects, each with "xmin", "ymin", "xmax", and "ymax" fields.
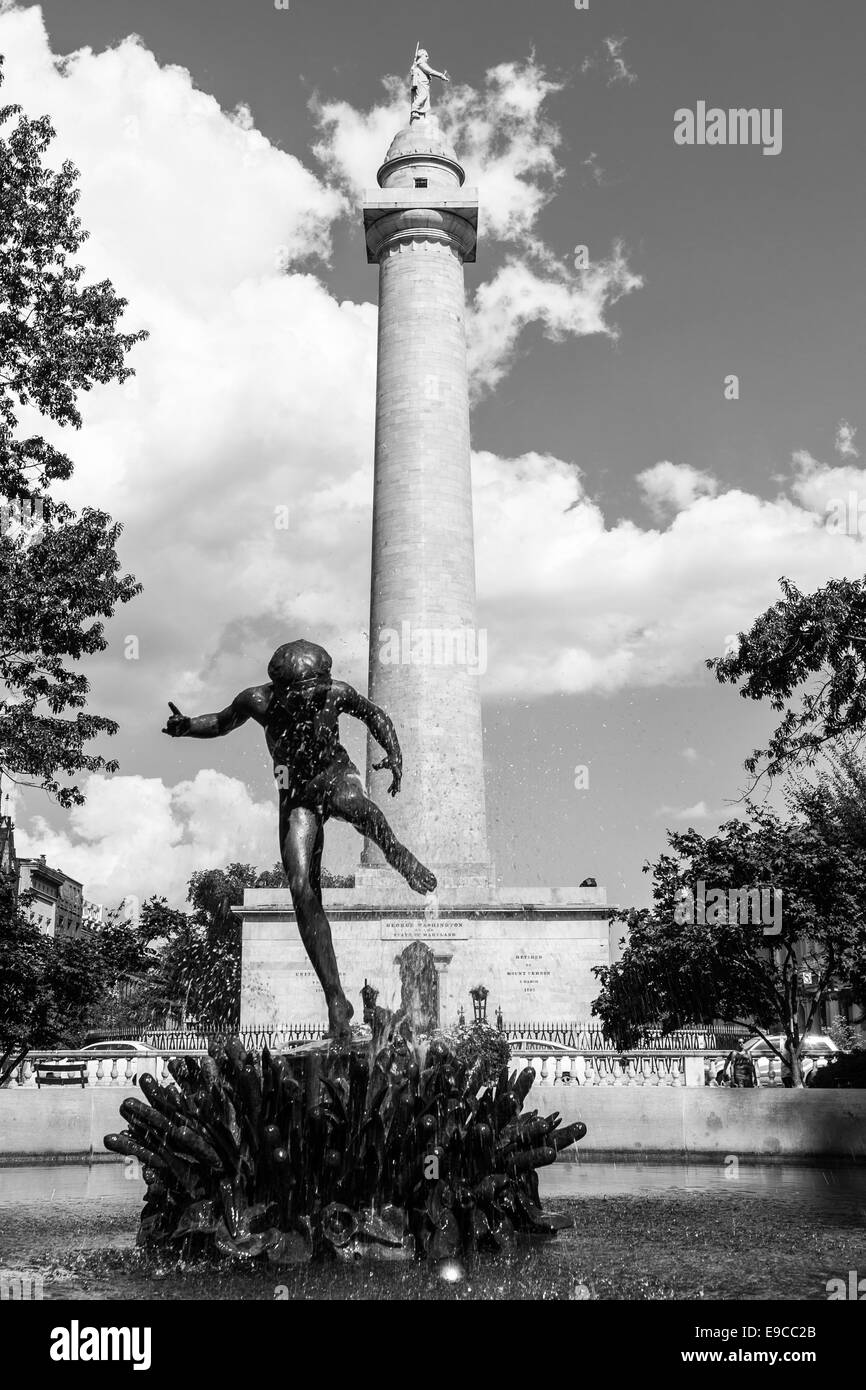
[
  {"xmin": 255, "ymin": 861, "xmax": 354, "ymax": 890},
  {"xmin": 787, "ymin": 747, "xmax": 866, "ymax": 1009},
  {"xmin": 0, "ymin": 870, "xmax": 50, "ymax": 1072},
  {"xmin": 788, "ymin": 742, "xmax": 866, "ymax": 851},
  {"xmin": 709, "ymin": 575, "xmax": 866, "ymax": 783},
  {"xmin": 592, "ymin": 806, "xmax": 866, "ymax": 1084},
  {"xmin": 137, "ymin": 862, "xmax": 353, "ymax": 1028},
  {"xmin": 0, "ymin": 57, "xmax": 145, "ymax": 806},
  {"xmin": 0, "ymin": 868, "xmax": 143, "ymax": 1068},
  {"xmin": 139, "ymin": 865, "xmax": 259, "ymax": 1028}
]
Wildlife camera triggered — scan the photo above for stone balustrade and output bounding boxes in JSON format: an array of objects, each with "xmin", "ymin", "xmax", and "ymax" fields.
[
  {"xmin": 7, "ymin": 1052, "xmax": 186, "ymax": 1089},
  {"xmin": 7, "ymin": 1030, "xmax": 819, "ymax": 1090},
  {"xmin": 513, "ymin": 1050, "xmax": 694, "ymax": 1087},
  {"xmin": 7, "ymin": 1047, "xmax": 799, "ymax": 1089},
  {"xmin": 511, "ymin": 1051, "xmax": 829, "ymax": 1087}
]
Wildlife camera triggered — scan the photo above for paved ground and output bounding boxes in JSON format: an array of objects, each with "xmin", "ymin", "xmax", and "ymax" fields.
[{"xmin": 2, "ymin": 1163, "xmax": 863, "ymax": 1300}]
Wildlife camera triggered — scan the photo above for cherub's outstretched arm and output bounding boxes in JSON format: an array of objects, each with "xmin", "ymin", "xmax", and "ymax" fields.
[{"xmin": 163, "ymin": 691, "xmax": 253, "ymax": 739}]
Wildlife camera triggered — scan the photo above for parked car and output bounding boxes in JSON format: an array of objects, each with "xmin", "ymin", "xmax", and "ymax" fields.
[
  {"xmin": 742, "ymin": 1033, "xmax": 839, "ymax": 1058},
  {"xmin": 79, "ymin": 1040, "xmax": 153, "ymax": 1055},
  {"xmin": 740, "ymin": 1033, "xmax": 838, "ymax": 1085},
  {"xmin": 37, "ymin": 1038, "xmax": 154, "ymax": 1084}
]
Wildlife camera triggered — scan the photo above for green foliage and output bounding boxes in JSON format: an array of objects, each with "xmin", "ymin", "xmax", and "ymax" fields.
[
  {"xmin": 0, "ymin": 869, "xmax": 149, "ymax": 1053},
  {"xmin": 788, "ymin": 743, "xmax": 866, "ymax": 850},
  {"xmin": 827, "ymin": 1018, "xmax": 864, "ymax": 1054},
  {"xmin": 709, "ymin": 575, "xmax": 866, "ymax": 782},
  {"xmin": 0, "ymin": 870, "xmax": 50, "ymax": 1049},
  {"xmin": 133, "ymin": 861, "xmax": 357, "ymax": 1027},
  {"xmin": 136, "ymin": 865, "xmax": 260, "ymax": 1028},
  {"xmin": 593, "ymin": 803, "xmax": 866, "ymax": 1085},
  {"xmin": 255, "ymin": 861, "xmax": 354, "ymax": 890},
  {"xmin": 0, "ymin": 57, "xmax": 145, "ymax": 806},
  {"xmin": 438, "ymin": 1021, "xmax": 511, "ymax": 1085},
  {"xmin": 786, "ymin": 748, "xmax": 866, "ymax": 1007}
]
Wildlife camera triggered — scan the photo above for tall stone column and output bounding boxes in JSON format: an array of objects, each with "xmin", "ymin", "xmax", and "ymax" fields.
[{"xmin": 362, "ymin": 124, "xmax": 489, "ymax": 884}]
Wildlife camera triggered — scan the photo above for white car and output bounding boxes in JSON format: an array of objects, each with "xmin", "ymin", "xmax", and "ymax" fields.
[
  {"xmin": 742, "ymin": 1033, "xmax": 839, "ymax": 1059},
  {"xmin": 37, "ymin": 1039, "xmax": 155, "ymax": 1086},
  {"xmin": 739, "ymin": 1033, "xmax": 838, "ymax": 1085}
]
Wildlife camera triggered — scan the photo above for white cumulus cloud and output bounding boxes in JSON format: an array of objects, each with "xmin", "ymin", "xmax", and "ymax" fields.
[
  {"xmin": 14, "ymin": 771, "xmax": 278, "ymax": 907},
  {"xmin": 469, "ymin": 246, "xmax": 643, "ymax": 397},
  {"xmin": 472, "ymin": 443, "xmax": 866, "ymax": 697},
  {"xmin": 637, "ymin": 461, "xmax": 719, "ymax": 521},
  {"xmin": 835, "ymin": 419, "xmax": 860, "ymax": 459}
]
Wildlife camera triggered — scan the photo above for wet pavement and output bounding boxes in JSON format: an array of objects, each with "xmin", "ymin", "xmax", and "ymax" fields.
[{"xmin": 1, "ymin": 1159, "xmax": 864, "ymax": 1300}]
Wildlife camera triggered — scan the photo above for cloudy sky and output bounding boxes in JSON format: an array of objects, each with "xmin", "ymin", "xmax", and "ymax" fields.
[{"xmin": 2, "ymin": 0, "xmax": 864, "ymax": 909}]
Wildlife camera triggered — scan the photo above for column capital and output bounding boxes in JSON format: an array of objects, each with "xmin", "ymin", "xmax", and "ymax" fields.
[{"xmin": 364, "ymin": 196, "xmax": 478, "ymax": 264}]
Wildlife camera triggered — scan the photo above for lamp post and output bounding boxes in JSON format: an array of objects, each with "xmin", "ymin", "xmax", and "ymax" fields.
[{"xmin": 470, "ymin": 985, "xmax": 489, "ymax": 1025}]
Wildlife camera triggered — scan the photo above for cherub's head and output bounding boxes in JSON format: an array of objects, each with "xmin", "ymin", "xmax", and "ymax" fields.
[{"xmin": 268, "ymin": 640, "xmax": 332, "ymax": 704}]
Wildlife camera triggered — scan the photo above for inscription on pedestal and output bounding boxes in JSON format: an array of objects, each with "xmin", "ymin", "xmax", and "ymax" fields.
[
  {"xmin": 380, "ymin": 919, "xmax": 469, "ymax": 940},
  {"xmin": 507, "ymin": 950, "xmax": 552, "ymax": 997}
]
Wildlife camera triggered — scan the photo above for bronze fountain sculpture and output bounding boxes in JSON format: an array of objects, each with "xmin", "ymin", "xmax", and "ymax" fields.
[
  {"xmin": 161, "ymin": 639, "xmax": 436, "ymax": 1042},
  {"xmin": 105, "ymin": 637, "xmax": 587, "ymax": 1266}
]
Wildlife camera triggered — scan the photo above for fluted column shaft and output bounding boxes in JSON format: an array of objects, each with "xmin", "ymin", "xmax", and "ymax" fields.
[{"xmin": 362, "ymin": 205, "xmax": 489, "ymax": 875}]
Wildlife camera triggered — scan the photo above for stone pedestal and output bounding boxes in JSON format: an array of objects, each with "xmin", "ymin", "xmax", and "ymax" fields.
[{"xmin": 238, "ymin": 882, "xmax": 611, "ymax": 1029}]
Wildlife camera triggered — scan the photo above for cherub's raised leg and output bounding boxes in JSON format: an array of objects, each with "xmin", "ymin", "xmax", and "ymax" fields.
[{"xmin": 329, "ymin": 771, "xmax": 437, "ymax": 894}]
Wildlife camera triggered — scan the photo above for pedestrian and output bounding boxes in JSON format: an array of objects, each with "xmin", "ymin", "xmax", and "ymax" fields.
[{"xmin": 723, "ymin": 1040, "xmax": 757, "ymax": 1088}]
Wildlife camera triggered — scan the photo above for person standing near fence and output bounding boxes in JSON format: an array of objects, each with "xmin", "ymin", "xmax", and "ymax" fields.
[{"xmin": 722, "ymin": 1040, "xmax": 757, "ymax": 1088}]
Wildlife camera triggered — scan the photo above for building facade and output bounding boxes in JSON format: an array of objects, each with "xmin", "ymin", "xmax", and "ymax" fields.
[
  {"xmin": 0, "ymin": 815, "xmax": 17, "ymax": 898},
  {"xmin": 17, "ymin": 856, "xmax": 84, "ymax": 938}
]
